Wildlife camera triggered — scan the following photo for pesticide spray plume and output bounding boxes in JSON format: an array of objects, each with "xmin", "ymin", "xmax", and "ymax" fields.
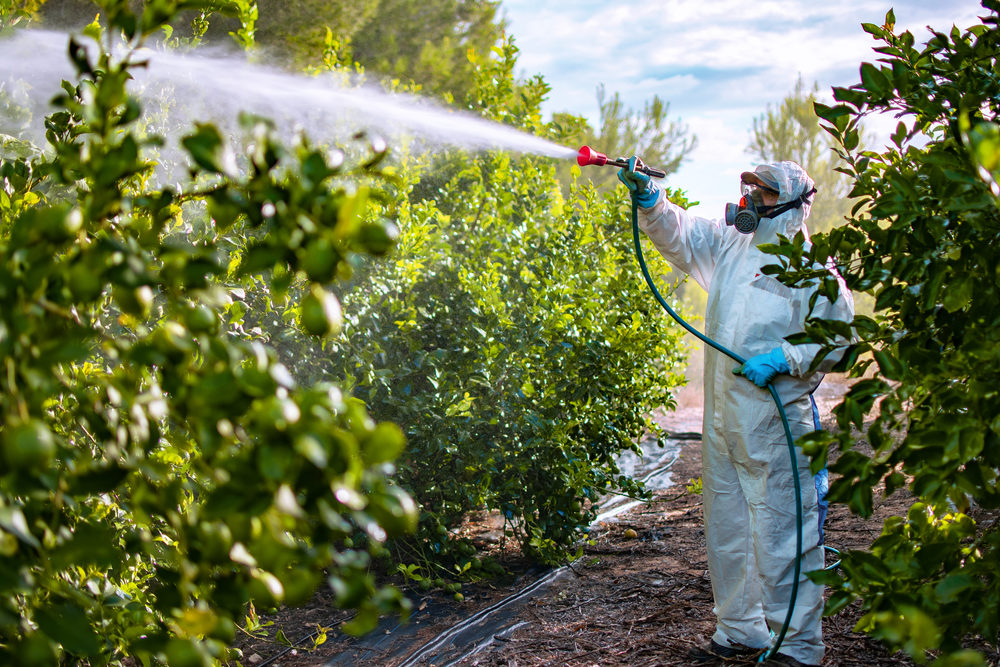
[
  {"xmin": 0, "ymin": 30, "xmax": 578, "ymax": 164},
  {"xmin": 577, "ymin": 145, "xmax": 667, "ymax": 179}
]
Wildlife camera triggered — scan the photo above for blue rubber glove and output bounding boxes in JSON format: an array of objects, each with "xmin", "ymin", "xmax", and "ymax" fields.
[
  {"xmin": 734, "ymin": 347, "xmax": 790, "ymax": 388},
  {"xmin": 616, "ymin": 156, "xmax": 659, "ymax": 207}
]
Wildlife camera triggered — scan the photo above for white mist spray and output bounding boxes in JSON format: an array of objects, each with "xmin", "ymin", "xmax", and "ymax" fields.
[{"xmin": 0, "ymin": 30, "xmax": 576, "ymax": 161}]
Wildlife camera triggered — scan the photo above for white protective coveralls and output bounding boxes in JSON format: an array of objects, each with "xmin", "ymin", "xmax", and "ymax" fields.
[{"xmin": 637, "ymin": 161, "xmax": 854, "ymax": 665}]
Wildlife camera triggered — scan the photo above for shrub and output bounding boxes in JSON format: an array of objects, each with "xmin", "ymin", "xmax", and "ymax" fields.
[{"xmin": 0, "ymin": 3, "xmax": 413, "ymax": 663}]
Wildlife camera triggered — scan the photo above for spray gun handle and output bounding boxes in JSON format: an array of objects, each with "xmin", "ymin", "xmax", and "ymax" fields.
[{"xmin": 608, "ymin": 156, "xmax": 667, "ymax": 179}]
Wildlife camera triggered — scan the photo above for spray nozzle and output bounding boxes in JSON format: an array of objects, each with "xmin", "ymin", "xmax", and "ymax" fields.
[{"xmin": 576, "ymin": 145, "xmax": 667, "ymax": 179}]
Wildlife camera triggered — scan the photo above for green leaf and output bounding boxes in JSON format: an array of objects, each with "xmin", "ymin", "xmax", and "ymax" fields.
[
  {"xmin": 0, "ymin": 505, "xmax": 40, "ymax": 548},
  {"xmin": 935, "ymin": 574, "xmax": 975, "ymax": 603},
  {"xmin": 341, "ymin": 606, "xmax": 379, "ymax": 636},
  {"xmin": 831, "ymin": 86, "xmax": 868, "ymax": 109},
  {"xmin": 36, "ymin": 603, "xmax": 101, "ymax": 656},
  {"xmin": 859, "ymin": 63, "xmax": 891, "ymax": 96},
  {"xmin": 942, "ymin": 276, "xmax": 973, "ymax": 312},
  {"xmin": 872, "ymin": 349, "xmax": 904, "ymax": 381},
  {"xmin": 931, "ymin": 650, "xmax": 990, "ymax": 666},
  {"xmin": 862, "ymin": 22, "xmax": 884, "ymax": 37},
  {"xmin": 816, "ymin": 100, "xmax": 854, "ymax": 126},
  {"xmin": 824, "ymin": 590, "xmax": 855, "ymax": 616},
  {"xmin": 208, "ymin": 190, "xmax": 242, "ymax": 231},
  {"xmin": 82, "ymin": 15, "xmax": 103, "ymax": 41},
  {"xmin": 884, "ymin": 471, "xmax": 906, "ymax": 496},
  {"xmin": 844, "ymin": 129, "xmax": 860, "ymax": 152},
  {"xmin": 237, "ymin": 244, "xmax": 284, "ymax": 275},
  {"xmin": 67, "ymin": 37, "xmax": 94, "ymax": 76},
  {"xmin": 891, "ymin": 121, "xmax": 909, "ymax": 148},
  {"xmin": 50, "ymin": 521, "xmax": 119, "ymax": 570},
  {"xmin": 181, "ymin": 124, "xmax": 232, "ymax": 174}
]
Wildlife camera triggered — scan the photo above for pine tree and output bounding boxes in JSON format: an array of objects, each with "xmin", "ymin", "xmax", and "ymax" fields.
[{"xmin": 747, "ymin": 76, "xmax": 854, "ymax": 234}]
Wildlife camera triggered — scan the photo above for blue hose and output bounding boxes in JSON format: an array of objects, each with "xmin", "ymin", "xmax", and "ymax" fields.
[{"xmin": 629, "ymin": 194, "xmax": 803, "ymax": 661}]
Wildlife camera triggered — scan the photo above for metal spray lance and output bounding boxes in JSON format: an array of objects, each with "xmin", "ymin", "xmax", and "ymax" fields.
[{"xmin": 575, "ymin": 146, "xmax": 667, "ymax": 179}]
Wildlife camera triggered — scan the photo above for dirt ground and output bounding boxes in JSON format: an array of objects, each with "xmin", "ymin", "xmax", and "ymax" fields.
[
  {"xmin": 454, "ymin": 433, "xmax": 914, "ymax": 667},
  {"xmin": 228, "ymin": 374, "xmax": 998, "ymax": 667}
]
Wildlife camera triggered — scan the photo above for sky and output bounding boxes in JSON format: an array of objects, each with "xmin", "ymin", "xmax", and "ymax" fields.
[{"xmin": 500, "ymin": 0, "xmax": 986, "ymax": 218}]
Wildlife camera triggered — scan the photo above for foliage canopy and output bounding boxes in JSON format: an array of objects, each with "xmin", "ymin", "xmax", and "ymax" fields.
[
  {"xmin": 29, "ymin": 0, "xmax": 507, "ymax": 102},
  {"xmin": 766, "ymin": 5, "xmax": 1000, "ymax": 663},
  {"xmin": 0, "ymin": 3, "xmax": 416, "ymax": 663}
]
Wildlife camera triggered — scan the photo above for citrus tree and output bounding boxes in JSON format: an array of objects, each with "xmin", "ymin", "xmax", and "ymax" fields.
[
  {"xmin": 765, "ymin": 5, "xmax": 1000, "ymax": 663},
  {"xmin": 0, "ymin": 2, "xmax": 417, "ymax": 664},
  {"xmin": 332, "ymin": 154, "xmax": 689, "ymax": 568},
  {"xmin": 239, "ymin": 39, "xmax": 691, "ymax": 571}
]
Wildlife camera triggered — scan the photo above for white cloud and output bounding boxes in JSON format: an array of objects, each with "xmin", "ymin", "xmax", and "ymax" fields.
[
  {"xmin": 677, "ymin": 110, "xmax": 756, "ymax": 216},
  {"xmin": 632, "ymin": 74, "xmax": 700, "ymax": 96}
]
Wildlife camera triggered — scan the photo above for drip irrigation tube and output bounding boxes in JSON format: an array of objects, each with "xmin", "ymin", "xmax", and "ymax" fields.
[
  {"xmin": 398, "ymin": 568, "xmax": 568, "ymax": 667},
  {"xmin": 629, "ymin": 193, "xmax": 803, "ymax": 662}
]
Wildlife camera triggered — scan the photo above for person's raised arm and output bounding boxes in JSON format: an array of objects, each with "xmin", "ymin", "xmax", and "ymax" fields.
[{"xmin": 618, "ymin": 156, "xmax": 726, "ymax": 291}]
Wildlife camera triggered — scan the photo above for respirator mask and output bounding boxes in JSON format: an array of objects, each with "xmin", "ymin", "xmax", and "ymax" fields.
[{"xmin": 724, "ymin": 183, "xmax": 817, "ymax": 234}]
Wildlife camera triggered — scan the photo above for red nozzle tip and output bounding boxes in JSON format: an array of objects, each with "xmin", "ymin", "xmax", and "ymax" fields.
[{"xmin": 577, "ymin": 145, "xmax": 608, "ymax": 167}]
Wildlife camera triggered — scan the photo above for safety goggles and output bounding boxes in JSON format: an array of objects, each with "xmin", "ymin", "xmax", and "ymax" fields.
[{"xmin": 739, "ymin": 182, "xmax": 777, "ymax": 210}]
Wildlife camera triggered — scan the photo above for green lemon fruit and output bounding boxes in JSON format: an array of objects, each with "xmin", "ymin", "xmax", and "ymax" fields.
[
  {"xmin": 299, "ymin": 286, "xmax": 342, "ymax": 337},
  {"xmin": 209, "ymin": 616, "xmax": 237, "ymax": 643},
  {"xmin": 67, "ymin": 263, "xmax": 103, "ymax": 302},
  {"xmin": 301, "ymin": 238, "xmax": 339, "ymax": 282},
  {"xmin": 358, "ymin": 221, "xmax": 398, "ymax": 256},
  {"xmin": 195, "ymin": 522, "xmax": 233, "ymax": 563},
  {"xmin": 281, "ymin": 569, "xmax": 321, "ymax": 606},
  {"xmin": 113, "ymin": 285, "xmax": 154, "ymax": 317},
  {"xmin": 183, "ymin": 303, "xmax": 217, "ymax": 334}
]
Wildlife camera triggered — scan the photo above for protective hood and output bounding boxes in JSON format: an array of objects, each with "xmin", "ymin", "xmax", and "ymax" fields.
[{"xmin": 746, "ymin": 161, "xmax": 815, "ymax": 244}]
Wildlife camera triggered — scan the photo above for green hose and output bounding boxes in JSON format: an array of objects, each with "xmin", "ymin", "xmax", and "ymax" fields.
[{"xmin": 629, "ymin": 194, "xmax": 803, "ymax": 662}]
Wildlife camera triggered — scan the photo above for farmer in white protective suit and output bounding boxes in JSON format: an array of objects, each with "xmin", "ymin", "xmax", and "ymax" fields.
[{"xmin": 617, "ymin": 159, "xmax": 854, "ymax": 667}]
